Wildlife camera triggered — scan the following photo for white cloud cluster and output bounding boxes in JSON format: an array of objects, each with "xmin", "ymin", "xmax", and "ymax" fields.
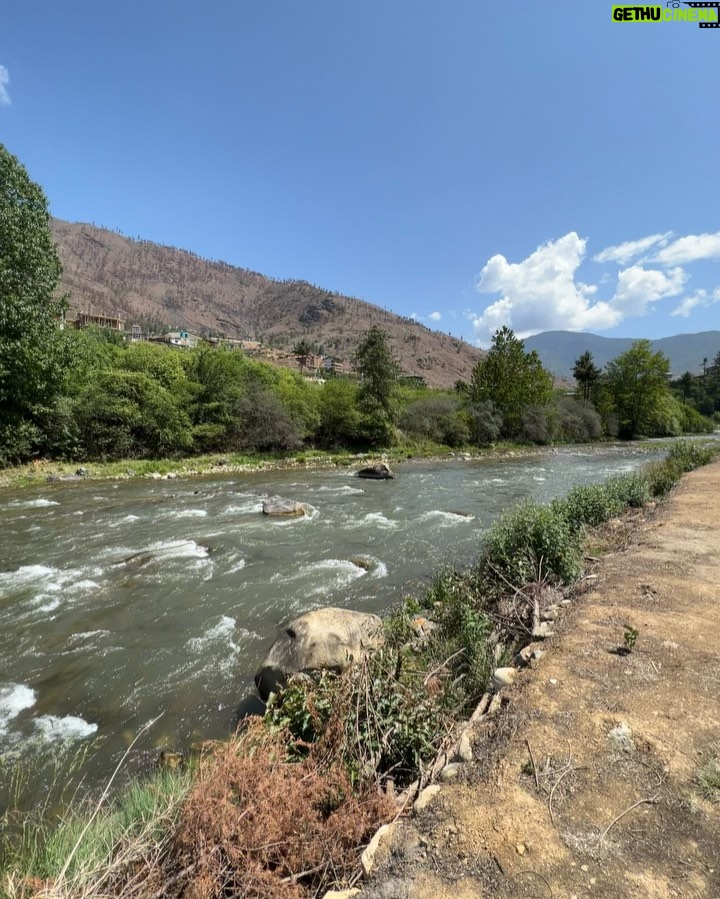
[
  {"xmin": 671, "ymin": 288, "xmax": 720, "ymax": 318},
  {"xmin": 0, "ymin": 66, "xmax": 10, "ymax": 106},
  {"xmin": 428, "ymin": 311, "xmax": 442, "ymax": 322},
  {"xmin": 470, "ymin": 229, "xmax": 718, "ymax": 346},
  {"xmin": 469, "ymin": 233, "xmax": 620, "ymax": 345}
]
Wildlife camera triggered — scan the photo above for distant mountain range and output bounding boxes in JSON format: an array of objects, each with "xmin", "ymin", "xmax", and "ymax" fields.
[
  {"xmin": 51, "ymin": 219, "xmax": 482, "ymax": 390},
  {"xmin": 524, "ymin": 330, "xmax": 720, "ymax": 379}
]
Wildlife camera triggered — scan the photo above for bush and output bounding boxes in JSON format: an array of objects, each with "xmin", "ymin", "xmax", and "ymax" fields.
[
  {"xmin": 555, "ymin": 397, "xmax": 603, "ymax": 442},
  {"xmin": 466, "ymin": 400, "xmax": 502, "ymax": 445},
  {"xmin": 477, "ymin": 500, "xmax": 583, "ymax": 589},
  {"xmin": 398, "ymin": 395, "xmax": 469, "ymax": 447},
  {"xmin": 518, "ymin": 404, "xmax": 558, "ymax": 444},
  {"xmin": 552, "ymin": 482, "xmax": 625, "ymax": 530}
]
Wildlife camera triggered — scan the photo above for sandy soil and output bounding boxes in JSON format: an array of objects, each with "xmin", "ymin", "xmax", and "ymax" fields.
[{"xmin": 362, "ymin": 461, "xmax": 720, "ymax": 899}]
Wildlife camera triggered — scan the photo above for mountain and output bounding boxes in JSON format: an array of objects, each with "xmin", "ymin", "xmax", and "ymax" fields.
[
  {"xmin": 524, "ymin": 330, "xmax": 720, "ymax": 379},
  {"xmin": 51, "ymin": 219, "xmax": 481, "ymax": 389}
]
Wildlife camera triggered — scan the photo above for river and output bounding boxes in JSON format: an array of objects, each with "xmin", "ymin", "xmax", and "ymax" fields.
[{"xmin": 0, "ymin": 444, "xmax": 668, "ymax": 806}]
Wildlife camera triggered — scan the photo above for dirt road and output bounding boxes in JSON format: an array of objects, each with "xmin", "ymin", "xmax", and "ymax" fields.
[{"xmin": 363, "ymin": 461, "xmax": 720, "ymax": 899}]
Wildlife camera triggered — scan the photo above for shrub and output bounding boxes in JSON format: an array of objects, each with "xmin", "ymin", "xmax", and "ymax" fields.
[
  {"xmin": 552, "ymin": 482, "xmax": 625, "ymax": 530},
  {"xmin": 555, "ymin": 397, "xmax": 603, "ymax": 442},
  {"xmin": 477, "ymin": 500, "xmax": 583, "ymax": 589},
  {"xmin": 398, "ymin": 396, "xmax": 469, "ymax": 447},
  {"xmin": 466, "ymin": 400, "xmax": 502, "ymax": 446}
]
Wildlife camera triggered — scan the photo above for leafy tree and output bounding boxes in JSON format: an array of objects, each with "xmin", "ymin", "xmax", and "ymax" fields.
[
  {"xmin": 354, "ymin": 327, "xmax": 400, "ymax": 445},
  {"xmin": 469, "ymin": 326, "xmax": 553, "ymax": 437},
  {"xmin": 605, "ymin": 340, "xmax": 671, "ymax": 439},
  {"xmin": 572, "ymin": 350, "xmax": 601, "ymax": 405},
  {"xmin": 315, "ymin": 379, "xmax": 361, "ymax": 448},
  {"xmin": 292, "ymin": 338, "xmax": 313, "ymax": 373},
  {"xmin": 0, "ymin": 144, "xmax": 71, "ymax": 462}
]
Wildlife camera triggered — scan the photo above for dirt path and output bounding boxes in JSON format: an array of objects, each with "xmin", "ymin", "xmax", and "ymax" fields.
[{"xmin": 363, "ymin": 461, "xmax": 720, "ymax": 899}]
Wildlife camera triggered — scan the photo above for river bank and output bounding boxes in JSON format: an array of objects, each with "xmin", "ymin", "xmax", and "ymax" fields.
[
  {"xmin": 363, "ymin": 457, "xmax": 720, "ymax": 899},
  {"xmin": 0, "ymin": 439, "xmax": 668, "ymax": 490}
]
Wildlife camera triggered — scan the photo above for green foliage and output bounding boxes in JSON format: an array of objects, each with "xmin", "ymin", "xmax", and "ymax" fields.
[
  {"xmin": 469, "ymin": 327, "xmax": 553, "ymax": 438},
  {"xmin": 695, "ymin": 750, "xmax": 720, "ymax": 802},
  {"xmin": 354, "ymin": 326, "xmax": 399, "ymax": 422},
  {"xmin": 465, "ymin": 399, "xmax": 503, "ymax": 445},
  {"xmin": 623, "ymin": 624, "xmax": 639, "ymax": 652},
  {"xmin": 605, "ymin": 340, "xmax": 672, "ymax": 439},
  {"xmin": 573, "ymin": 350, "xmax": 601, "ymax": 405},
  {"xmin": 552, "ymin": 482, "xmax": 625, "ymax": 530},
  {"xmin": 398, "ymin": 395, "xmax": 469, "ymax": 447},
  {"xmin": 315, "ymin": 379, "xmax": 361, "ymax": 448},
  {"xmin": 0, "ymin": 144, "xmax": 72, "ymax": 463},
  {"xmin": 477, "ymin": 500, "xmax": 583, "ymax": 588}
]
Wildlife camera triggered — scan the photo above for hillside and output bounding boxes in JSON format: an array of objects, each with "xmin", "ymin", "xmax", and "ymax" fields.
[
  {"xmin": 524, "ymin": 329, "xmax": 720, "ymax": 379},
  {"xmin": 51, "ymin": 219, "xmax": 481, "ymax": 389}
]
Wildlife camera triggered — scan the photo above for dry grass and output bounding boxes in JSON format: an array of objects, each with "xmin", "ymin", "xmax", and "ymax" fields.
[{"xmin": 166, "ymin": 722, "xmax": 394, "ymax": 899}]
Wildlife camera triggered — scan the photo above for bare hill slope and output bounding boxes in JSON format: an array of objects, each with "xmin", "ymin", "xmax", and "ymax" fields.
[{"xmin": 51, "ymin": 219, "xmax": 481, "ymax": 388}]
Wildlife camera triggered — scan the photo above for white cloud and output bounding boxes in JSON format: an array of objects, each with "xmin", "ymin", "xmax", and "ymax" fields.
[
  {"xmin": 593, "ymin": 232, "xmax": 672, "ymax": 265},
  {"xmin": 428, "ymin": 311, "xmax": 442, "ymax": 322},
  {"xmin": 671, "ymin": 287, "xmax": 720, "ymax": 318},
  {"xmin": 653, "ymin": 232, "xmax": 720, "ymax": 265},
  {"xmin": 611, "ymin": 265, "xmax": 687, "ymax": 316},
  {"xmin": 0, "ymin": 66, "xmax": 10, "ymax": 106},
  {"xmin": 470, "ymin": 233, "xmax": 619, "ymax": 346}
]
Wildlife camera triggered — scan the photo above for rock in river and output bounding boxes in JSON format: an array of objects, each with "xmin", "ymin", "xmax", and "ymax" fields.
[
  {"xmin": 261, "ymin": 499, "xmax": 307, "ymax": 517},
  {"xmin": 255, "ymin": 607, "xmax": 384, "ymax": 700},
  {"xmin": 357, "ymin": 462, "xmax": 395, "ymax": 480}
]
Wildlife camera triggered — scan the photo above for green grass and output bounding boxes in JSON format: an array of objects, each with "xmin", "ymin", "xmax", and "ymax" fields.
[{"xmin": 696, "ymin": 750, "xmax": 720, "ymax": 802}]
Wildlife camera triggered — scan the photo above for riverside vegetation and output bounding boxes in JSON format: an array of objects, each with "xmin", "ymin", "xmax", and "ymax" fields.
[
  {"xmin": 1, "ymin": 142, "xmax": 718, "ymax": 474},
  {"xmin": 1, "ymin": 439, "xmax": 718, "ymax": 899}
]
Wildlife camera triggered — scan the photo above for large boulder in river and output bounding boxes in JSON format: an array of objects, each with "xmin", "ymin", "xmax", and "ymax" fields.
[
  {"xmin": 357, "ymin": 462, "xmax": 394, "ymax": 480},
  {"xmin": 262, "ymin": 499, "xmax": 307, "ymax": 517},
  {"xmin": 254, "ymin": 607, "xmax": 384, "ymax": 700}
]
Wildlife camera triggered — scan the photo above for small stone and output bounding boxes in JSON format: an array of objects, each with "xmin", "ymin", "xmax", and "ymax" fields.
[
  {"xmin": 455, "ymin": 732, "xmax": 473, "ymax": 763},
  {"xmin": 322, "ymin": 891, "xmax": 360, "ymax": 899},
  {"xmin": 166, "ymin": 472, "xmax": 177, "ymax": 479},
  {"xmin": 589, "ymin": 878, "xmax": 597, "ymax": 885},
  {"xmin": 560, "ymin": 599, "xmax": 572, "ymax": 606},
  {"xmin": 581, "ymin": 864, "xmax": 589, "ymax": 872},
  {"xmin": 492, "ymin": 667, "xmax": 517, "ymax": 690},
  {"xmin": 515, "ymin": 842, "xmax": 527, "ymax": 856},
  {"xmin": 541, "ymin": 606, "xmax": 558, "ymax": 622},
  {"xmin": 532, "ymin": 622, "xmax": 554, "ymax": 639},
  {"xmin": 608, "ymin": 721, "xmax": 635, "ymax": 752},
  {"xmin": 413, "ymin": 785, "xmax": 442, "ymax": 814},
  {"xmin": 549, "ymin": 678, "xmax": 558, "ymax": 685},
  {"xmin": 75, "ymin": 466, "xmax": 88, "ymax": 477},
  {"xmin": 361, "ymin": 823, "xmax": 395, "ymax": 878},
  {"xmin": 439, "ymin": 763, "xmax": 463, "ymax": 782}
]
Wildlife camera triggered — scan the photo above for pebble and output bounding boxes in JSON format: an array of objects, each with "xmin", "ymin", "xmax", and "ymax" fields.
[
  {"xmin": 455, "ymin": 732, "xmax": 473, "ymax": 763},
  {"xmin": 492, "ymin": 667, "xmax": 517, "ymax": 690},
  {"xmin": 540, "ymin": 606, "xmax": 558, "ymax": 621},
  {"xmin": 515, "ymin": 842, "xmax": 527, "ymax": 856},
  {"xmin": 608, "ymin": 722, "xmax": 635, "ymax": 752},
  {"xmin": 360, "ymin": 823, "xmax": 395, "ymax": 878},
  {"xmin": 439, "ymin": 763, "xmax": 463, "ymax": 782},
  {"xmin": 532, "ymin": 622, "xmax": 554, "ymax": 639},
  {"xmin": 413, "ymin": 785, "xmax": 441, "ymax": 814}
]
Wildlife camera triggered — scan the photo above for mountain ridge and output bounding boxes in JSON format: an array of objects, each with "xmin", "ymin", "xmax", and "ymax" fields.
[
  {"xmin": 524, "ymin": 329, "xmax": 720, "ymax": 379},
  {"xmin": 51, "ymin": 219, "xmax": 481, "ymax": 389}
]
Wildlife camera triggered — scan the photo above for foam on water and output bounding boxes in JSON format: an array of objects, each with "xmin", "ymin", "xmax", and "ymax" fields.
[
  {"xmin": 146, "ymin": 539, "xmax": 210, "ymax": 560},
  {"xmin": 33, "ymin": 714, "xmax": 98, "ymax": 742},
  {"xmin": 227, "ymin": 557, "xmax": 246, "ymax": 574},
  {"xmin": 164, "ymin": 509, "xmax": 208, "ymax": 519},
  {"xmin": 356, "ymin": 511, "xmax": 398, "ymax": 529},
  {"xmin": 419, "ymin": 510, "xmax": 475, "ymax": 525},
  {"xmin": 108, "ymin": 514, "xmax": 141, "ymax": 528},
  {"xmin": 223, "ymin": 501, "xmax": 264, "ymax": 515},
  {"xmin": 316, "ymin": 485, "xmax": 365, "ymax": 495},
  {"xmin": 7, "ymin": 498, "xmax": 59, "ymax": 509},
  {"xmin": 0, "ymin": 684, "xmax": 37, "ymax": 734}
]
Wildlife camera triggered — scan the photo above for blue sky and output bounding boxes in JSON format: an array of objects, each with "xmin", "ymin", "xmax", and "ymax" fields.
[{"xmin": 2, "ymin": 1, "xmax": 718, "ymax": 346}]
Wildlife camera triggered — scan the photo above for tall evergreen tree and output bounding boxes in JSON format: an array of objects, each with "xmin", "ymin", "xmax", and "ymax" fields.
[{"xmin": 572, "ymin": 350, "xmax": 601, "ymax": 405}]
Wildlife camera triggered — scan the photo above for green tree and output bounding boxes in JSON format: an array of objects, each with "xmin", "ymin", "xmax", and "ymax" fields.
[
  {"xmin": 572, "ymin": 350, "xmax": 601, "ymax": 405},
  {"xmin": 678, "ymin": 371, "xmax": 695, "ymax": 405},
  {"xmin": 354, "ymin": 327, "xmax": 399, "ymax": 416},
  {"xmin": 605, "ymin": 340, "xmax": 671, "ymax": 439},
  {"xmin": 0, "ymin": 144, "xmax": 70, "ymax": 462},
  {"xmin": 469, "ymin": 326, "xmax": 553, "ymax": 437},
  {"xmin": 292, "ymin": 338, "xmax": 313, "ymax": 373}
]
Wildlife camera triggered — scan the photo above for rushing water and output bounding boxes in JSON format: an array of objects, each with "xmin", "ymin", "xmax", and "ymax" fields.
[{"xmin": 0, "ymin": 444, "xmax": 667, "ymax": 804}]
